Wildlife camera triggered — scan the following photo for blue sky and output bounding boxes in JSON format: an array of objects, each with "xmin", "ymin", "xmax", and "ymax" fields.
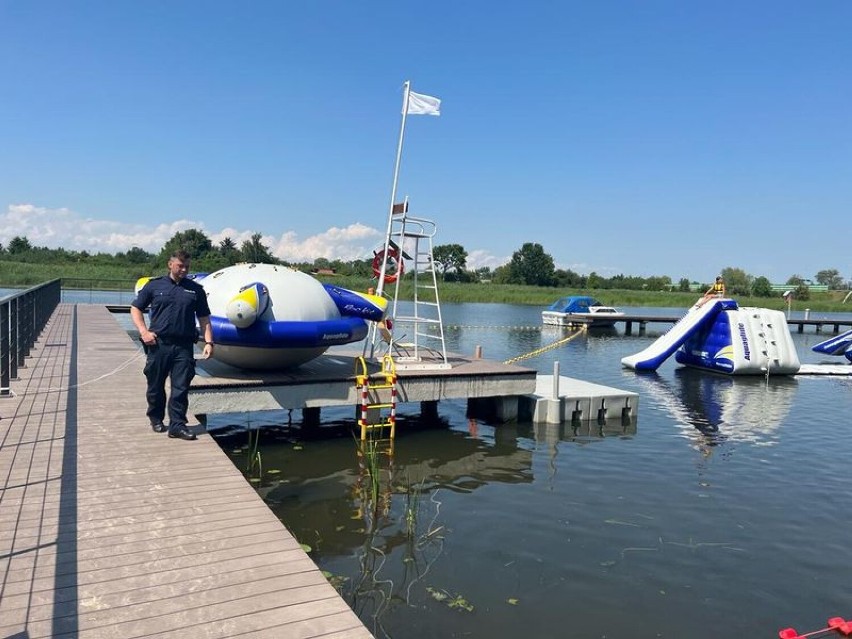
[{"xmin": 1, "ymin": 1, "xmax": 849, "ymax": 283}]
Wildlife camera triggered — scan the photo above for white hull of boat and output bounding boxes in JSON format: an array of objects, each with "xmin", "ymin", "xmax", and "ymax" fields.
[{"xmin": 541, "ymin": 310, "xmax": 624, "ymax": 327}]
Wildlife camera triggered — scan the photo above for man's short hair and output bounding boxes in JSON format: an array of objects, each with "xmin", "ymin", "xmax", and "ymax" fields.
[{"xmin": 170, "ymin": 249, "xmax": 191, "ymax": 262}]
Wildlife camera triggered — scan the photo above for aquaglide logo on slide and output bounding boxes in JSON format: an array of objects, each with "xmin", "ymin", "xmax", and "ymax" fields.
[{"xmin": 737, "ymin": 323, "xmax": 751, "ymax": 361}]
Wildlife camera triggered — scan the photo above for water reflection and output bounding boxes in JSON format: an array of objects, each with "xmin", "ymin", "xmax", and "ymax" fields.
[
  {"xmin": 213, "ymin": 419, "xmax": 533, "ymax": 635},
  {"xmin": 529, "ymin": 418, "xmax": 636, "ymax": 449},
  {"xmin": 216, "ymin": 419, "xmax": 533, "ymax": 554},
  {"xmin": 212, "ymin": 405, "xmax": 642, "ymax": 633},
  {"xmin": 634, "ymin": 369, "xmax": 798, "ymax": 455}
]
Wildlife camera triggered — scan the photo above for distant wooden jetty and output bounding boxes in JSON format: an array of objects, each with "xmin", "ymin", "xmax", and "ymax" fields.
[{"xmin": 548, "ymin": 312, "xmax": 852, "ymax": 336}]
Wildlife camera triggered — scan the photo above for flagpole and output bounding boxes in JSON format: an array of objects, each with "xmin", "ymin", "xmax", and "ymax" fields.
[
  {"xmin": 365, "ymin": 81, "xmax": 411, "ymax": 359},
  {"xmin": 376, "ymin": 80, "xmax": 411, "ymax": 299}
]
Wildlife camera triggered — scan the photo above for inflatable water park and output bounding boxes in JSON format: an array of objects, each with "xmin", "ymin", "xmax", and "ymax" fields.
[
  {"xmin": 621, "ymin": 298, "xmax": 802, "ymax": 375},
  {"xmin": 137, "ymin": 263, "xmax": 388, "ymax": 370},
  {"xmin": 811, "ymin": 328, "xmax": 852, "ymax": 362}
]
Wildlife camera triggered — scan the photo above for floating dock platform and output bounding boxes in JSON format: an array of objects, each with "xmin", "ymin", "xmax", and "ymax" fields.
[
  {"xmin": 796, "ymin": 364, "xmax": 852, "ymax": 376},
  {"xmin": 190, "ymin": 350, "xmax": 538, "ymax": 421},
  {"xmin": 189, "ymin": 351, "xmax": 640, "ymax": 426},
  {"xmin": 521, "ymin": 374, "xmax": 639, "ymax": 425}
]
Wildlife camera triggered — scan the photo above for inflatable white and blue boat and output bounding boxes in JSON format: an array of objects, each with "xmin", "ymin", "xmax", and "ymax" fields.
[{"xmin": 138, "ymin": 263, "xmax": 387, "ymax": 370}]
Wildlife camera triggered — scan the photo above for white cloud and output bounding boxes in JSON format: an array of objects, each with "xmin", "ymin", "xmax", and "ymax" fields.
[
  {"xmin": 1, "ymin": 204, "xmax": 202, "ymax": 253},
  {"xmin": 464, "ymin": 250, "xmax": 621, "ymax": 276},
  {"xmin": 466, "ymin": 249, "xmax": 507, "ymax": 270},
  {"xmin": 271, "ymin": 223, "xmax": 381, "ymax": 262},
  {"xmin": 1, "ymin": 203, "xmax": 383, "ymax": 262}
]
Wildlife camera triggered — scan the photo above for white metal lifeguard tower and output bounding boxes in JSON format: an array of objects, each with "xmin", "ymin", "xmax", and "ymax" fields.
[{"xmin": 368, "ymin": 197, "xmax": 449, "ymax": 370}]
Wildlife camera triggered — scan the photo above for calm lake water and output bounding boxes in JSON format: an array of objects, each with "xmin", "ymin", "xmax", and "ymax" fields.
[
  {"xmin": 5, "ymin": 288, "xmax": 851, "ymax": 637},
  {"xmin": 205, "ymin": 302, "xmax": 852, "ymax": 639}
]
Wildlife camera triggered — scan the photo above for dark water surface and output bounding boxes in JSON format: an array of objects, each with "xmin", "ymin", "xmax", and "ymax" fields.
[
  {"xmin": 205, "ymin": 302, "xmax": 852, "ymax": 639},
  {"xmin": 9, "ymin": 289, "xmax": 848, "ymax": 638}
]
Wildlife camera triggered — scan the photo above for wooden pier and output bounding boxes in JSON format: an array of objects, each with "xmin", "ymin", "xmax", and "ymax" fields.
[{"xmin": 0, "ymin": 304, "xmax": 372, "ymax": 638}]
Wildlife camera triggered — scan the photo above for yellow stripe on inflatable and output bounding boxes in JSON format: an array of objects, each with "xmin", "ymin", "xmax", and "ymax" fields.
[
  {"xmin": 714, "ymin": 345, "xmax": 735, "ymax": 360},
  {"xmin": 226, "ymin": 285, "xmax": 262, "ymax": 328},
  {"xmin": 134, "ymin": 276, "xmax": 153, "ymax": 296},
  {"xmin": 356, "ymin": 291, "xmax": 389, "ymax": 314},
  {"xmin": 233, "ymin": 286, "xmax": 260, "ymax": 309}
]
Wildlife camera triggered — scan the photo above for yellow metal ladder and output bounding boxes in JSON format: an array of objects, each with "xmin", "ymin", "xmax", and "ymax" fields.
[{"xmin": 355, "ymin": 354, "xmax": 398, "ymax": 440}]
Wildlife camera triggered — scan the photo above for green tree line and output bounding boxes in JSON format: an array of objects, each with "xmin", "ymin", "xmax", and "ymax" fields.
[
  {"xmin": 1, "ymin": 232, "xmax": 848, "ymax": 299},
  {"xmin": 428, "ymin": 241, "xmax": 849, "ymax": 298}
]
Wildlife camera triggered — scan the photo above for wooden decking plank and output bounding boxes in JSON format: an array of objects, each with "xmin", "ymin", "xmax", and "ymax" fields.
[
  {"xmin": 3, "ymin": 508, "xmax": 282, "ymax": 561},
  {"xmin": 10, "ymin": 566, "xmax": 328, "ymax": 630},
  {"xmin": 228, "ymin": 614, "xmax": 373, "ymax": 639},
  {"xmin": 2, "ymin": 543, "xmax": 316, "ymax": 613},
  {"xmin": 0, "ymin": 484, "xmax": 255, "ymax": 527},
  {"xmin": 23, "ymin": 586, "xmax": 340, "ymax": 638},
  {"xmin": 3, "ymin": 550, "xmax": 318, "ymax": 616},
  {"xmin": 147, "ymin": 605, "xmax": 371, "ymax": 639},
  {"xmin": 0, "ymin": 303, "xmax": 371, "ymax": 638},
  {"xmin": 1, "ymin": 494, "xmax": 280, "ymax": 541},
  {"xmin": 7, "ymin": 471, "xmax": 255, "ymax": 508},
  {"xmin": 5, "ymin": 537, "xmax": 306, "ymax": 589},
  {"xmin": 4, "ymin": 511, "xmax": 288, "ymax": 564},
  {"xmin": 1, "ymin": 526, "xmax": 291, "ymax": 585}
]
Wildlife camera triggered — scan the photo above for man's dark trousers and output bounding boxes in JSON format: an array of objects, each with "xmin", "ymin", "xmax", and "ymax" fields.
[{"xmin": 143, "ymin": 341, "xmax": 196, "ymax": 430}]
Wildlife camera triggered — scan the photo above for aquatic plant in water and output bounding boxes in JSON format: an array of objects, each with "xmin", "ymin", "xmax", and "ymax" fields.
[
  {"xmin": 343, "ymin": 437, "xmax": 452, "ymax": 637},
  {"xmin": 404, "ymin": 474, "xmax": 424, "ymax": 537},
  {"xmin": 426, "ymin": 587, "xmax": 475, "ymax": 612},
  {"xmin": 244, "ymin": 418, "xmax": 263, "ymax": 481}
]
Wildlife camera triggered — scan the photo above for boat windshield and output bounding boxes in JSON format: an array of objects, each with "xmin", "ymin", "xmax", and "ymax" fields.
[{"xmin": 547, "ymin": 296, "xmax": 601, "ymax": 313}]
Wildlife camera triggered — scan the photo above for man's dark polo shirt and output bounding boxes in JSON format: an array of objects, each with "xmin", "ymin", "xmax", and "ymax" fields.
[{"xmin": 131, "ymin": 276, "xmax": 211, "ymax": 343}]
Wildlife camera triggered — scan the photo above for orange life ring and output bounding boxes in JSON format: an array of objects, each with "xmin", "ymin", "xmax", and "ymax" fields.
[{"xmin": 372, "ymin": 248, "xmax": 404, "ymax": 283}]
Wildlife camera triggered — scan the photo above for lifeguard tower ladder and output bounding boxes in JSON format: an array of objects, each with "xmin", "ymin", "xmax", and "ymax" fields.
[{"xmin": 376, "ymin": 203, "xmax": 450, "ymax": 370}]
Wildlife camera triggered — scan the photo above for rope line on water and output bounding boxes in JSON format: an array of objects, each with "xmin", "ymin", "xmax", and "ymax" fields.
[
  {"xmin": 503, "ymin": 326, "xmax": 587, "ymax": 365},
  {"xmin": 445, "ymin": 324, "xmax": 543, "ymax": 331}
]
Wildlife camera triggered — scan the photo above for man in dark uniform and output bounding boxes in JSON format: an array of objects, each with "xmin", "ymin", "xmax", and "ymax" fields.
[{"xmin": 130, "ymin": 249, "xmax": 214, "ymax": 440}]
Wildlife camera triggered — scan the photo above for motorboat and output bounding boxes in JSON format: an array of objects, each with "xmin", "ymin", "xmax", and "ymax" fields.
[{"xmin": 541, "ymin": 296, "xmax": 624, "ymax": 327}]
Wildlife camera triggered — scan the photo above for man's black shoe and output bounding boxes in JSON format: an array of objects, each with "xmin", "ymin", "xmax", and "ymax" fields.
[
  {"xmin": 168, "ymin": 427, "xmax": 197, "ymax": 441},
  {"xmin": 151, "ymin": 421, "xmax": 167, "ymax": 433}
]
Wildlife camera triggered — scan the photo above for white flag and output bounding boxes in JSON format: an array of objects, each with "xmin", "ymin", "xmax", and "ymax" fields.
[{"xmin": 406, "ymin": 90, "xmax": 441, "ymax": 116}]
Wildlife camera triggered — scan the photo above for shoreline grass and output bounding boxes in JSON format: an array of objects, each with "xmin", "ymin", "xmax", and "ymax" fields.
[{"xmin": 2, "ymin": 264, "xmax": 851, "ymax": 313}]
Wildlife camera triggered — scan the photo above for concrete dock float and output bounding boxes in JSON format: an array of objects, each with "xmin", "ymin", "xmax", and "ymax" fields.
[{"xmin": 522, "ymin": 374, "xmax": 639, "ymax": 425}]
